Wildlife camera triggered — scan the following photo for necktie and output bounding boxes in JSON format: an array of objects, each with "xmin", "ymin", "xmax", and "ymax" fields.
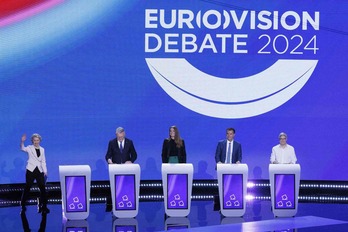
[
  {"xmin": 227, "ymin": 142, "xmax": 232, "ymax": 163},
  {"xmin": 119, "ymin": 141, "xmax": 123, "ymax": 153}
]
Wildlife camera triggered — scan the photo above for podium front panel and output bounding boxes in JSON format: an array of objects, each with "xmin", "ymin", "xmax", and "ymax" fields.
[
  {"xmin": 115, "ymin": 174, "xmax": 136, "ymax": 211},
  {"xmin": 222, "ymin": 174, "xmax": 243, "ymax": 209},
  {"xmin": 64, "ymin": 176, "xmax": 88, "ymax": 213},
  {"xmin": 274, "ymin": 174, "xmax": 295, "ymax": 209},
  {"xmin": 59, "ymin": 165, "xmax": 91, "ymax": 220},
  {"xmin": 269, "ymin": 164, "xmax": 301, "ymax": 217},
  {"xmin": 161, "ymin": 163, "xmax": 193, "ymax": 217},
  {"xmin": 108, "ymin": 164, "xmax": 141, "ymax": 218},
  {"xmin": 217, "ymin": 163, "xmax": 248, "ymax": 217},
  {"xmin": 167, "ymin": 174, "xmax": 188, "ymax": 210}
]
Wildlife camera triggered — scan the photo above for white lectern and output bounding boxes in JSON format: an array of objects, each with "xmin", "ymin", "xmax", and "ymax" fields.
[
  {"xmin": 59, "ymin": 165, "xmax": 91, "ymax": 220},
  {"xmin": 269, "ymin": 164, "xmax": 301, "ymax": 217},
  {"xmin": 217, "ymin": 163, "xmax": 248, "ymax": 217},
  {"xmin": 161, "ymin": 163, "xmax": 194, "ymax": 217},
  {"xmin": 108, "ymin": 164, "xmax": 140, "ymax": 218}
]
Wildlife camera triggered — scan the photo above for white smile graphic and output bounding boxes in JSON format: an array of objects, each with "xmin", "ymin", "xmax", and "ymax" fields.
[{"xmin": 146, "ymin": 58, "xmax": 318, "ymax": 118}]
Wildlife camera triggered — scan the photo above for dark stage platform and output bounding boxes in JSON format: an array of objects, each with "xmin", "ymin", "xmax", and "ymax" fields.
[{"xmin": 1, "ymin": 179, "xmax": 348, "ymax": 231}]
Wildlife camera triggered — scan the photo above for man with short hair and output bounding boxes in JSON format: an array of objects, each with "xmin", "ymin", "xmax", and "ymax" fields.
[
  {"xmin": 270, "ymin": 132, "xmax": 297, "ymax": 164},
  {"xmin": 105, "ymin": 127, "xmax": 137, "ymax": 164},
  {"xmin": 215, "ymin": 128, "xmax": 242, "ymax": 164}
]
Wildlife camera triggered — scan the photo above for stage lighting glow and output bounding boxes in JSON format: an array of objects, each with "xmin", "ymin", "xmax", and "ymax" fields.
[{"xmin": 247, "ymin": 182, "xmax": 255, "ymax": 188}]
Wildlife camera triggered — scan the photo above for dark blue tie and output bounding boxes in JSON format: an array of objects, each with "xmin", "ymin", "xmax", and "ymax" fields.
[{"xmin": 119, "ymin": 141, "xmax": 123, "ymax": 153}]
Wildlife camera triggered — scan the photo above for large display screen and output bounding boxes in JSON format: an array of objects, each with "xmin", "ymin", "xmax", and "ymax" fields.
[
  {"xmin": 167, "ymin": 174, "xmax": 188, "ymax": 209},
  {"xmin": 0, "ymin": 0, "xmax": 347, "ymax": 183},
  {"xmin": 223, "ymin": 174, "xmax": 243, "ymax": 209},
  {"xmin": 274, "ymin": 174, "xmax": 295, "ymax": 209},
  {"xmin": 65, "ymin": 176, "xmax": 87, "ymax": 213},
  {"xmin": 115, "ymin": 174, "xmax": 136, "ymax": 211}
]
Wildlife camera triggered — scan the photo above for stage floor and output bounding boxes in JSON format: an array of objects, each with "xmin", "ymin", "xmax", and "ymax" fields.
[{"xmin": 1, "ymin": 200, "xmax": 348, "ymax": 231}]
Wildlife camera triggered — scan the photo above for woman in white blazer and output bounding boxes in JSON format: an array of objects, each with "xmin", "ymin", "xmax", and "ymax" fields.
[{"xmin": 20, "ymin": 133, "xmax": 49, "ymax": 214}]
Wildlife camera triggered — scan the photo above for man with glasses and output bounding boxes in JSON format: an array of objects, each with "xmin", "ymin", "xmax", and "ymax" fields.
[{"xmin": 270, "ymin": 132, "xmax": 297, "ymax": 164}]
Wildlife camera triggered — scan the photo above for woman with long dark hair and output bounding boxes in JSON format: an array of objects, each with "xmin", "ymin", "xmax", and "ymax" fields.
[{"xmin": 161, "ymin": 126, "xmax": 187, "ymax": 163}]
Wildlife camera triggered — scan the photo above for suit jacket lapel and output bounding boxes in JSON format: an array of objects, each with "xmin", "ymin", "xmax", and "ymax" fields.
[
  {"xmin": 124, "ymin": 139, "xmax": 130, "ymax": 151},
  {"xmin": 39, "ymin": 147, "xmax": 44, "ymax": 160},
  {"xmin": 222, "ymin": 140, "xmax": 227, "ymax": 160},
  {"xmin": 232, "ymin": 141, "xmax": 235, "ymax": 155}
]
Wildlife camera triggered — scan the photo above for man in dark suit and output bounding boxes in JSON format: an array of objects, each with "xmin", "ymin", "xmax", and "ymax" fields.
[
  {"xmin": 105, "ymin": 127, "xmax": 137, "ymax": 164},
  {"xmin": 215, "ymin": 128, "xmax": 242, "ymax": 164}
]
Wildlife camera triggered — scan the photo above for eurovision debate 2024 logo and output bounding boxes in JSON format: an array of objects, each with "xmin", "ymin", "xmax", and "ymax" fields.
[{"xmin": 144, "ymin": 9, "xmax": 319, "ymax": 119}]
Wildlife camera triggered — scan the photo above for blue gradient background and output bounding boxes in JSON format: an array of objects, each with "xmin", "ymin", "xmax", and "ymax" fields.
[{"xmin": 0, "ymin": 0, "xmax": 347, "ymax": 183}]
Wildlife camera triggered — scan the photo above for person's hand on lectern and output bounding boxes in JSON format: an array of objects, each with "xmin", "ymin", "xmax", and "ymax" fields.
[
  {"xmin": 125, "ymin": 161, "xmax": 132, "ymax": 164},
  {"xmin": 108, "ymin": 159, "xmax": 113, "ymax": 164},
  {"xmin": 236, "ymin": 161, "xmax": 241, "ymax": 164}
]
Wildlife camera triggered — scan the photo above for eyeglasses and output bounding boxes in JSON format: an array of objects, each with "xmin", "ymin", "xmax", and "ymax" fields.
[{"xmin": 279, "ymin": 137, "xmax": 287, "ymax": 140}]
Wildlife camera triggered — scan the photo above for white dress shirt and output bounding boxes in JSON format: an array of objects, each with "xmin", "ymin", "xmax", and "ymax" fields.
[{"xmin": 270, "ymin": 144, "xmax": 297, "ymax": 164}]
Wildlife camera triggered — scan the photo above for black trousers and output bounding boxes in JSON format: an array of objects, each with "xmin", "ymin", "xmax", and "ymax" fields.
[{"xmin": 21, "ymin": 167, "xmax": 47, "ymax": 208}]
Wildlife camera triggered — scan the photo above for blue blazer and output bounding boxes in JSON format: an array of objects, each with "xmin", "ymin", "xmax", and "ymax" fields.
[
  {"xmin": 105, "ymin": 138, "xmax": 137, "ymax": 164},
  {"xmin": 215, "ymin": 140, "xmax": 242, "ymax": 163}
]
